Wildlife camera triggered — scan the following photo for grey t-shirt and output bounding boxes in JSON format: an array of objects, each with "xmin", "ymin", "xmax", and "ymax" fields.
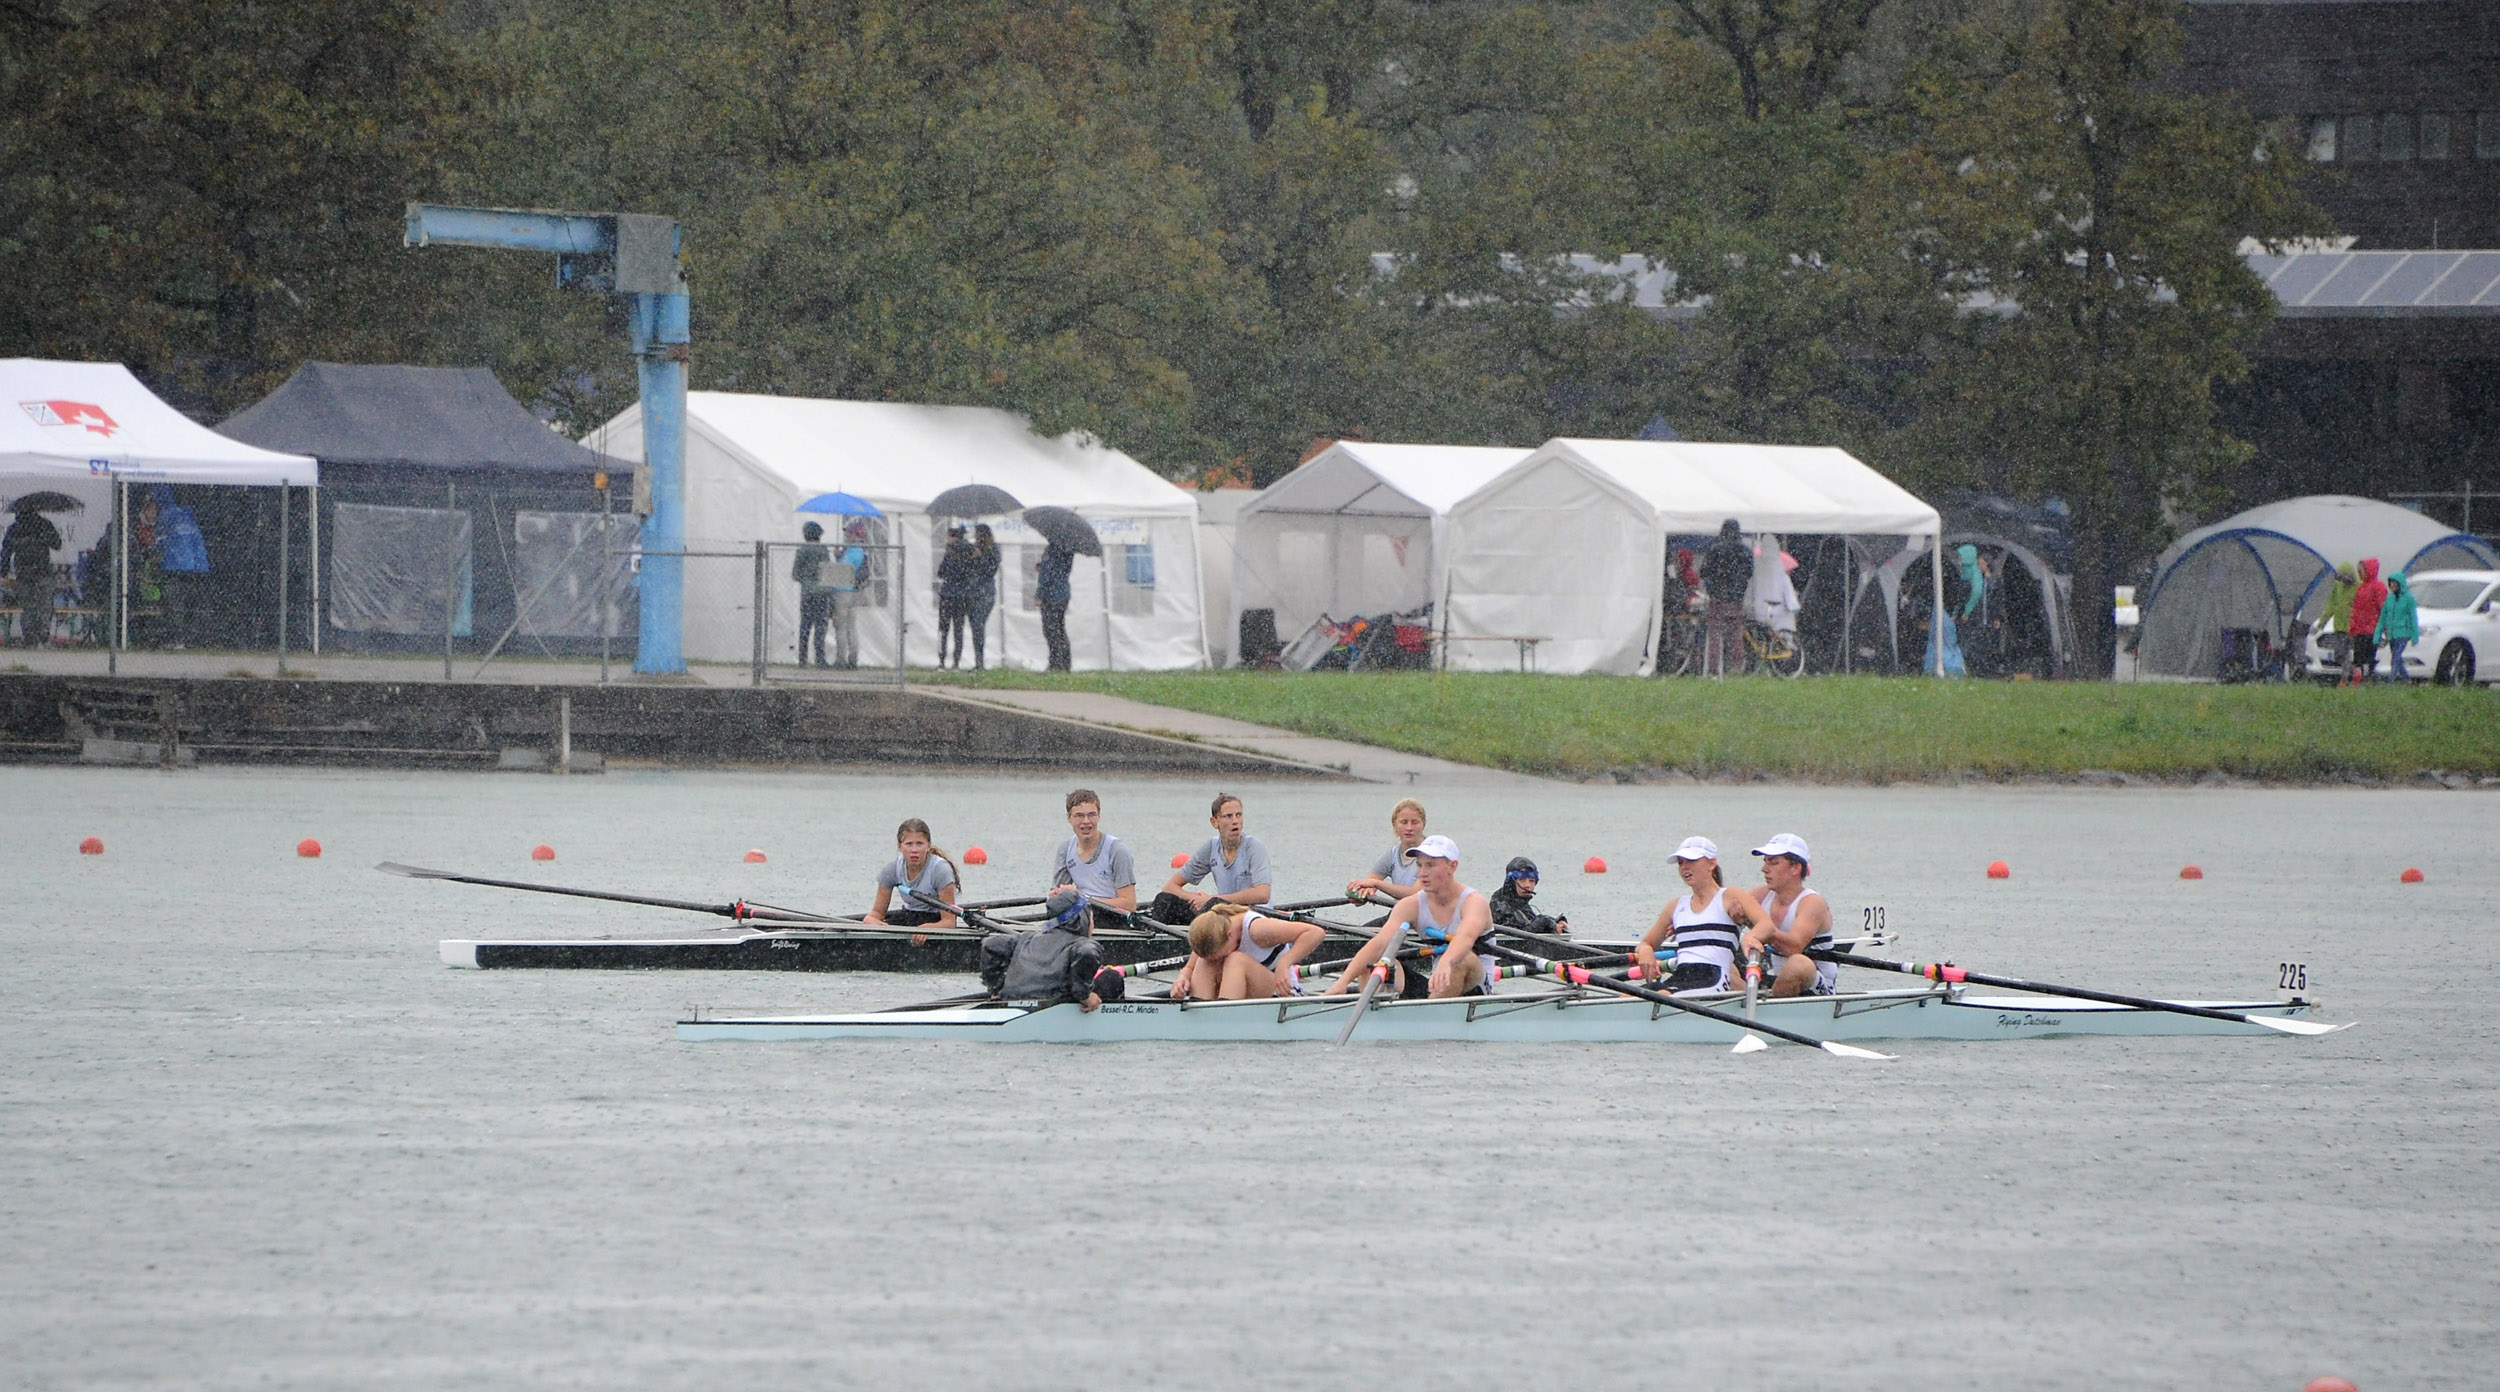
[
  {"xmin": 1369, "ymin": 846, "xmax": 1421, "ymax": 888},
  {"xmin": 876, "ymin": 854, "xmax": 957, "ymax": 908},
  {"xmin": 1179, "ymin": 834, "xmax": 1273, "ymax": 897},
  {"xmin": 1051, "ymin": 834, "xmax": 1136, "ymax": 900}
]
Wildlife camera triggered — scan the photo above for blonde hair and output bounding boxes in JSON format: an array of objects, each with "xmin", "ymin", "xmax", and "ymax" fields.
[
  {"xmin": 1187, "ymin": 902, "xmax": 1250, "ymax": 958},
  {"xmin": 1390, "ymin": 798, "xmax": 1426, "ymax": 827}
]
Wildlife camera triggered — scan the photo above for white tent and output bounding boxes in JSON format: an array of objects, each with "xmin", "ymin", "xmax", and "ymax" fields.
[
  {"xmin": 585, "ymin": 393, "xmax": 1207, "ymax": 670},
  {"xmin": 1192, "ymin": 487, "xmax": 1262, "ymax": 667},
  {"xmin": 1441, "ymin": 439, "xmax": 1943, "ymax": 675},
  {"xmin": 1230, "ymin": 442, "xmax": 1531, "ymax": 661}
]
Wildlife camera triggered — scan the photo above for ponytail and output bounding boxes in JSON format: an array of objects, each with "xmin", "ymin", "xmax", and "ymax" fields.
[{"xmin": 1187, "ymin": 902, "xmax": 1249, "ymax": 958}]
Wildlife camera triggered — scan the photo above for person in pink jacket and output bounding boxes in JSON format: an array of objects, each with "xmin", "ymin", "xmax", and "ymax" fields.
[{"xmin": 2346, "ymin": 558, "xmax": 2388, "ymax": 686}]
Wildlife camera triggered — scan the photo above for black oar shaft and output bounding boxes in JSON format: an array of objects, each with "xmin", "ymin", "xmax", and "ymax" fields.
[
  {"xmin": 377, "ymin": 862, "xmax": 836, "ymax": 923},
  {"xmin": 1808, "ymin": 949, "xmax": 2283, "ymax": 1028}
]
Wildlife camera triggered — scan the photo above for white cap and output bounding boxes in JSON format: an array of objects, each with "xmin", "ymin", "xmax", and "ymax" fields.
[
  {"xmin": 1672, "ymin": 836, "xmax": 1719, "ymax": 861},
  {"xmin": 1750, "ymin": 833, "xmax": 1810, "ymax": 863},
  {"xmin": 1404, "ymin": 834, "xmax": 1461, "ymax": 863}
]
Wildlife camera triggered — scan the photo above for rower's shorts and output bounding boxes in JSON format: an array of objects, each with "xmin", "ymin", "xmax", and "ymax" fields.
[
  {"xmin": 1664, "ymin": 961, "xmax": 1731, "ymax": 994},
  {"xmin": 885, "ymin": 908, "xmax": 943, "ymax": 928},
  {"xmin": 1395, "ymin": 955, "xmax": 1489, "ymax": 1000}
]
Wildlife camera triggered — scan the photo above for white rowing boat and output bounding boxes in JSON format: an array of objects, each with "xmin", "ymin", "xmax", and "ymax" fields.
[{"xmin": 677, "ymin": 984, "xmax": 2344, "ymax": 1045}]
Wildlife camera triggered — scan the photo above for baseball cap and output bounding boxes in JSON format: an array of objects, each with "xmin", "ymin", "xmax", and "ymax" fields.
[
  {"xmin": 1671, "ymin": 835, "xmax": 1720, "ymax": 861},
  {"xmin": 1750, "ymin": 833, "xmax": 1810, "ymax": 863},
  {"xmin": 1404, "ymin": 834, "xmax": 1461, "ymax": 862}
]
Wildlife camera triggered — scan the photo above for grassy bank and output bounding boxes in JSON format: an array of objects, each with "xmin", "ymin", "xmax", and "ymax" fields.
[{"xmin": 921, "ymin": 670, "xmax": 2500, "ymax": 782}]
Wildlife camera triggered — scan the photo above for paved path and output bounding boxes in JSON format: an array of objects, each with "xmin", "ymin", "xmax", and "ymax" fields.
[{"xmin": 925, "ymin": 686, "xmax": 1554, "ymax": 788}]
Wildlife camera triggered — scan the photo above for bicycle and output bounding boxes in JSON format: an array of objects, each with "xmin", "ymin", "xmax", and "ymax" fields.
[{"xmin": 1654, "ymin": 602, "xmax": 1805, "ymax": 678}]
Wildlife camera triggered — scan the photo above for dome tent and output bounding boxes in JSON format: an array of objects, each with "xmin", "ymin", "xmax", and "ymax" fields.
[{"xmin": 2136, "ymin": 495, "xmax": 2495, "ymax": 679}]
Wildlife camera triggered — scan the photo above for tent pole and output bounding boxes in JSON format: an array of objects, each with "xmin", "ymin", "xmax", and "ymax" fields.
[
  {"xmin": 444, "ymin": 479, "xmax": 458, "ymax": 682},
  {"xmin": 110, "ymin": 479, "xmax": 124, "ymax": 675},
  {"xmin": 1931, "ymin": 529, "xmax": 1946, "ymax": 676},
  {"xmin": 1100, "ymin": 551, "xmax": 1113, "ymax": 672},
  {"xmin": 308, "ymin": 485, "xmax": 320, "ymax": 656},
  {"xmin": 277, "ymin": 486, "xmax": 290, "ymax": 672},
  {"xmin": 599, "ymin": 478, "xmax": 613, "ymax": 684}
]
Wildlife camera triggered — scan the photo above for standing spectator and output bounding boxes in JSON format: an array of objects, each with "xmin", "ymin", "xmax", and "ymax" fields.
[
  {"xmin": 1037, "ymin": 538, "xmax": 1075, "ymax": 671},
  {"xmin": 935, "ymin": 525, "xmax": 975, "ymax": 668},
  {"xmin": 2314, "ymin": 562, "xmax": 2358, "ymax": 681},
  {"xmin": 791, "ymin": 521, "xmax": 832, "ymax": 667},
  {"xmin": 2375, "ymin": 573, "xmax": 2419, "ymax": 683},
  {"xmin": 1, "ymin": 504, "xmax": 63, "ymax": 646},
  {"xmin": 153, "ymin": 487, "xmax": 210, "ymax": 648},
  {"xmin": 2345, "ymin": 557, "xmax": 2388, "ymax": 686},
  {"xmin": 1698, "ymin": 518, "xmax": 1751, "ymax": 677},
  {"xmin": 964, "ymin": 524, "xmax": 1000, "ymax": 669},
  {"xmin": 829, "ymin": 521, "xmax": 867, "ymax": 669}
]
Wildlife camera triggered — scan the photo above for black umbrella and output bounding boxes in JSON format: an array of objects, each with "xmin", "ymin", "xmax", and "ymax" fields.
[
  {"xmin": 928, "ymin": 483, "xmax": 1023, "ymax": 518},
  {"xmin": 1022, "ymin": 505, "xmax": 1102, "ymax": 557},
  {"xmin": 7, "ymin": 491, "xmax": 86, "ymax": 514}
]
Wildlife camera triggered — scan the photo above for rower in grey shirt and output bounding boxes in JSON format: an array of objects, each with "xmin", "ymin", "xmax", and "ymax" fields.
[
  {"xmin": 1156, "ymin": 792, "xmax": 1274, "ymax": 919},
  {"xmin": 1049, "ymin": 788, "xmax": 1137, "ymax": 930}
]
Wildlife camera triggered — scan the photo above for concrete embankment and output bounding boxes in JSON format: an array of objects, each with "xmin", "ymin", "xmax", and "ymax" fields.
[{"xmin": 0, "ymin": 674, "xmax": 1347, "ymax": 778}]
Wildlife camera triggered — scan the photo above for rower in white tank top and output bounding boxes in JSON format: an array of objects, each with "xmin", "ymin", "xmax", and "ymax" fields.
[
  {"xmin": 1634, "ymin": 836, "xmax": 1774, "ymax": 996},
  {"xmin": 1745, "ymin": 832, "xmax": 1838, "ymax": 998},
  {"xmin": 1668, "ymin": 888, "xmax": 1741, "ymax": 991}
]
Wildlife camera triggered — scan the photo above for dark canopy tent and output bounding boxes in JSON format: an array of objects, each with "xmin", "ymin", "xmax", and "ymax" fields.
[{"xmin": 218, "ymin": 363, "xmax": 632, "ymax": 658}]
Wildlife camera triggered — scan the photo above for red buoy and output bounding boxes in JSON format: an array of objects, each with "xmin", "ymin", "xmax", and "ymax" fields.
[
  {"xmin": 1583, "ymin": 856, "xmax": 1607, "ymax": 874},
  {"xmin": 743, "ymin": 849, "xmax": 767, "ymax": 863},
  {"xmin": 297, "ymin": 838, "xmax": 323, "ymax": 858},
  {"xmin": 2178, "ymin": 865, "xmax": 2202, "ymax": 880},
  {"xmin": 2400, "ymin": 867, "xmax": 2424, "ymax": 883},
  {"xmin": 1170, "ymin": 852, "xmax": 1189, "ymax": 868},
  {"xmin": 2303, "ymin": 1379, "xmax": 2358, "ymax": 1392},
  {"xmin": 1986, "ymin": 860, "xmax": 2010, "ymax": 879},
  {"xmin": 78, "ymin": 836, "xmax": 103, "ymax": 856},
  {"xmin": 531, "ymin": 844, "xmax": 556, "ymax": 862},
  {"xmin": 963, "ymin": 846, "xmax": 989, "ymax": 865}
]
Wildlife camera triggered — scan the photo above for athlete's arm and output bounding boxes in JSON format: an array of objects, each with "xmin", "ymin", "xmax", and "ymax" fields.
[
  {"xmin": 1327, "ymin": 900, "xmax": 1416, "ymax": 993},
  {"xmin": 864, "ymin": 885, "xmax": 893, "ymax": 926}
]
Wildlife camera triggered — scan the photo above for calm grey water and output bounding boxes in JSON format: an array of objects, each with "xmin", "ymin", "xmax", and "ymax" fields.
[{"xmin": 3, "ymin": 765, "xmax": 2493, "ymax": 1391}]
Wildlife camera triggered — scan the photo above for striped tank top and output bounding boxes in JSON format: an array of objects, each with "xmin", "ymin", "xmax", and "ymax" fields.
[{"xmin": 1670, "ymin": 889, "xmax": 1741, "ymax": 986}]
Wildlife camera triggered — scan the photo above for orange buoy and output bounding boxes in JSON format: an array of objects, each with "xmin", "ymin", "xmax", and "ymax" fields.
[
  {"xmin": 297, "ymin": 838, "xmax": 323, "ymax": 858},
  {"xmin": 1170, "ymin": 852, "xmax": 1189, "ymax": 868},
  {"xmin": 963, "ymin": 846, "xmax": 989, "ymax": 865},
  {"xmin": 743, "ymin": 849, "xmax": 767, "ymax": 863},
  {"xmin": 531, "ymin": 844, "xmax": 556, "ymax": 862},
  {"xmin": 2400, "ymin": 867, "xmax": 2424, "ymax": 883},
  {"xmin": 1986, "ymin": 860, "xmax": 2010, "ymax": 879},
  {"xmin": 78, "ymin": 836, "xmax": 103, "ymax": 856},
  {"xmin": 2178, "ymin": 865, "xmax": 2202, "ymax": 880},
  {"xmin": 1583, "ymin": 856, "xmax": 1607, "ymax": 874},
  {"xmin": 2303, "ymin": 1379, "xmax": 2358, "ymax": 1392}
]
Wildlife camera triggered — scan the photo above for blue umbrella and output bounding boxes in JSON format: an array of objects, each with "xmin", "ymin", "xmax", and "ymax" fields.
[{"xmin": 797, "ymin": 491, "xmax": 885, "ymax": 518}]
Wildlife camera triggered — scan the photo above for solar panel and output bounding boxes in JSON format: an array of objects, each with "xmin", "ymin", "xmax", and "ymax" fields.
[
  {"xmin": 2262, "ymin": 253, "xmax": 2348, "ymax": 305},
  {"xmin": 2359, "ymin": 252, "xmax": 2456, "ymax": 306},
  {"xmin": 2419, "ymin": 252, "xmax": 2500, "ymax": 307}
]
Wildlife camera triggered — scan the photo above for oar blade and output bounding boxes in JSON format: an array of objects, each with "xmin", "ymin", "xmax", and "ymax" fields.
[
  {"xmin": 1730, "ymin": 1033, "xmax": 1770, "ymax": 1055},
  {"xmin": 1818, "ymin": 1040, "xmax": 1895, "ymax": 1060},
  {"xmin": 2249, "ymin": 1015, "xmax": 2354, "ymax": 1037},
  {"xmin": 376, "ymin": 861, "xmax": 446, "ymax": 879}
]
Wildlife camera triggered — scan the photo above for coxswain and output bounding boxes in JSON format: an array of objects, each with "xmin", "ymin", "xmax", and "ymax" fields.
[
  {"xmin": 1169, "ymin": 902, "xmax": 1323, "ymax": 1001},
  {"xmin": 1632, "ymin": 837, "xmax": 1772, "ymax": 994},
  {"xmin": 1050, "ymin": 787, "xmax": 1137, "ymax": 931},
  {"xmin": 1742, "ymin": 833, "xmax": 1837, "ymax": 997},
  {"xmin": 1149, "ymin": 791, "xmax": 1273, "ymax": 923},
  {"xmin": 1325, "ymin": 834, "xmax": 1495, "ymax": 1000},
  {"xmin": 979, "ymin": 886, "xmax": 1122, "ymax": 1011},
  {"xmin": 1487, "ymin": 856, "xmax": 1569, "ymax": 938},
  {"xmin": 1345, "ymin": 797, "xmax": 1430, "ymax": 913},
  {"xmin": 863, "ymin": 817, "xmax": 959, "ymax": 929}
]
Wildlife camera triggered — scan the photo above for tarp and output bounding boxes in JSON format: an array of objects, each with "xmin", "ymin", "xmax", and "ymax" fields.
[
  {"xmin": 1230, "ymin": 442, "xmax": 1531, "ymax": 663},
  {"xmin": 1442, "ymin": 439, "xmax": 1943, "ymax": 675},
  {"xmin": 2137, "ymin": 494, "xmax": 2496, "ymax": 678},
  {"xmin": 215, "ymin": 362, "xmax": 609, "ymax": 473},
  {"xmin": 584, "ymin": 393, "xmax": 1207, "ymax": 670}
]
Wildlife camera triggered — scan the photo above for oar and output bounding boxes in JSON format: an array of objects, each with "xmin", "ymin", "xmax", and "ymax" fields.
[
  {"xmin": 1483, "ymin": 944, "xmax": 1892, "ymax": 1058},
  {"xmin": 1742, "ymin": 948, "xmax": 1764, "ymax": 1021},
  {"xmin": 378, "ymin": 862, "xmax": 843, "ymax": 924},
  {"xmin": 1808, "ymin": 949, "xmax": 2350, "ymax": 1037},
  {"xmin": 1335, "ymin": 923, "xmax": 1408, "ymax": 1045},
  {"xmin": 956, "ymin": 895, "xmax": 1047, "ymax": 913}
]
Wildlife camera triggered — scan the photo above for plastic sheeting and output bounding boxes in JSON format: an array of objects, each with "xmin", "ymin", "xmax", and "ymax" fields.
[
  {"xmin": 329, "ymin": 502, "xmax": 471, "ymax": 636},
  {"xmin": 512, "ymin": 511, "xmax": 637, "ymax": 639}
]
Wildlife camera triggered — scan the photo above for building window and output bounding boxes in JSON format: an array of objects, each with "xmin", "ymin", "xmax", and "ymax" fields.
[
  {"xmin": 2342, "ymin": 114, "xmax": 2375, "ymax": 162},
  {"xmin": 1111, "ymin": 543, "xmax": 1156, "ymax": 616},
  {"xmin": 2306, "ymin": 117, "xmax": 2337, "ymax": 161},
  {"xmin": 2422, "ymin": 114, "xmax": 2453, "ymax": 161},
  {"xmin": 2379, "ymin": 114, "xmax": 2414, "ymax": 161},
  {"xmin": 2480, "ymin": 113, "xmax": 2500, "ymax": 160}
]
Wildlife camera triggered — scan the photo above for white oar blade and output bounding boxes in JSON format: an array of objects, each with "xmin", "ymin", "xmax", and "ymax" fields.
[
  {"xmin": 2249, "ymin": 1015, "xmax": 2354, "ymax": 1037},
  {"xmin": 1729, "ymin": 1034, "xmax": 1770, "ymax": 1055},
  {"xmin": 1819, "ymin": 1040, "xmax": 1895, "ymax": 1060}
]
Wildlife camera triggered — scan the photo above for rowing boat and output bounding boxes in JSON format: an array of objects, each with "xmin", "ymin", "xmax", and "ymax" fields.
[{"xmin": 676, "ymin": 984, "xmax": 2343, "ymax": 1044}]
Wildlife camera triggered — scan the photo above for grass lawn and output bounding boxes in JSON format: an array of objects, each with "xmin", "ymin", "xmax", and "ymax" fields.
[{"xmin": 921, "ymin": 670, "xmax": 2500, "ymax": 782}]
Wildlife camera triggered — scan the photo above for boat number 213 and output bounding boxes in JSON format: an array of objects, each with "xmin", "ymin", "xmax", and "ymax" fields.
[{"xmin": 2277, "ymin": 962, "xmax": 2309, "ymax": 993}]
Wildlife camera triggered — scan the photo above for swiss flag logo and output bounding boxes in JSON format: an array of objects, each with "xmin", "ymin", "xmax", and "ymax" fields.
[{"xmin": 21, "ymin": 399, "xmax": 120, "ymax": 437}]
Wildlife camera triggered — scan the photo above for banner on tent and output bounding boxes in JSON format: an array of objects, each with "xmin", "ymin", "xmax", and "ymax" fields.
[{"xmin": 329, "ymin": 502, "xmax": 472, "ymax": 636}]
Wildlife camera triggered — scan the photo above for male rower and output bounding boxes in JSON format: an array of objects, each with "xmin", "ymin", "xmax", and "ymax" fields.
[
  {"xmin": 1150, "ymin": 791, "xmax": 1273, "ymax": 923},
  {"xmin": 1050, "ymin": 787, "xmax": 1137, "ymax": 932},
  {"xmin": 1324, "ymin": 834, "xmax": 1496, "ymax": 1000},
  {"xmin": 1742, "ymin": 832, "xmax": 1838, "ymax": 997}
]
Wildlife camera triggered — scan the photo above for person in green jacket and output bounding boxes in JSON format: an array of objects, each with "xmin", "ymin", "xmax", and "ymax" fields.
[
  {"xmin": 2314, "ymin": 562, "xmax": 2359, "ymax": 680},
  {"xmin": 2375, "ymin": 574, "xmax": 2420, "ymax": 682}
]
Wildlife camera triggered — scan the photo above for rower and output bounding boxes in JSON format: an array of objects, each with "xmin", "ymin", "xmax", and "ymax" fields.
[
  {"xmin": 1325, "ymin": 834, "xmax": 1495, "ymax": 1000},
  {"xmin": 1169, "ymin": 902, "xmax": 1323, "ymax": 1001},
  {"xmin": 1345, "ymin": 797, "xmax": 1429, "ymax": 916},
  {"xmin": 979, "ymin": 886, "xmax": 1122, "ymax": 1011},
  {"xmin": 1632, "ymin": 837, "xmax": 1772, "ymax": 994},
  {"xmin": 863, "ymin": 818, "xmax": 959, "ymax": 929},
  {"xmin": 1050, "ymin": 787, "xmax": 1137, "ymax": 933},
  {"xmin": 1742, "ymin": 833, "xmax": 1837, "ymax": 997},
  {"xmin": 1150, "ymin": 792, "xmax": 1273, "ymax": 924}
]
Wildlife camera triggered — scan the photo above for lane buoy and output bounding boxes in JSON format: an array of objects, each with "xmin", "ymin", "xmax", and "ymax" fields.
[
  {"xmin": 1584, "ymin": 856, "xmax": 1607, "ymax": 874},
  {"xmin": 2178, "ymin": 865, "xmax": 2202, "ymax": 880},
  {"xmin": 531, "ymin": 844, "xmax": 556, "ymax": 862},
  {"xmin": 1986, "ymin": 860, "xmax": 2010, "ymax": 879},
  {"xmin": 743, "ymin": 849, "xmax": 767, "ymax": 863},
  {"xmin": 963, "ymin": 846, "xmax": 988, "ymax": 865},
  {"xmin": 2400, "ymin": 867, "xmax": 2424, "ymax": 883},
  {"xmin": 1170, "ymin": 852, "xmax": 1189, "ymax": 868},
  {"xmin": 79, "ymin": 836, "xmax": 103, "ymax": 855},
  {"xmin": 297, "ymin": 838, "xmax": 323, "ymax": 858},
  {"xmin": 2303, "ymin": 1379, "xmax": 2358, "ymax": 1392}
]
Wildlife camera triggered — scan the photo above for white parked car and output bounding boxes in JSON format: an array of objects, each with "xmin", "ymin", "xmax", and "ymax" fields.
[{"xmin": 2305, "ymin": 569, "xmax": 2500, "ymax": 684}]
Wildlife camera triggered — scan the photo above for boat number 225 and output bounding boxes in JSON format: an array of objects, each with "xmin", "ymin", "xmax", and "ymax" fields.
[{"xmin": 2277, "ymin": 962, "xmax": 2309, "ymax": 992}]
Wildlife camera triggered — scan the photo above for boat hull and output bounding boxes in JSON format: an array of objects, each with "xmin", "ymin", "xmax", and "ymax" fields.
[{"xmin": 676, "ymin": 989, "xmax": 2335, "ymax": 1044}]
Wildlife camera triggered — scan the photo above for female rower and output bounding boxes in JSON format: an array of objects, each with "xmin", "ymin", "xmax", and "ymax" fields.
[
  {"xmin": 865, "ymin": 818, "xmax": 960, "ymax": 929},
  {"xmin": 1169, "ymin": 902, "xmax": 1323, "ymax": 1001},
  {"xmin": 1346, "ymin": 798, "xmax": 1429, "ymax": 915},
  {"xmin": 1631, "ymin": 836, "xmax": 1771, "ymax": 994}
]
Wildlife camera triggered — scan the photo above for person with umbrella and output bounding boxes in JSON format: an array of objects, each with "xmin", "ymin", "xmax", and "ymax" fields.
[
  {"xmin": 3, "ymin": 495, "xmax": 71, "ymax": 647},
  {"xmin": 965, "ymin": 523, "xmax": 1000, "ymax": 669},
  {"xmin": 792, "ymin": 521, "xmax": 834, "ymax": 667},
  {"xmin": 829, "ymin": 521, "xmax": 868, "ymax": 668},
  {"xmin": 1023, "ymin": 506, "xmax": 1098, "ymax": 673}
]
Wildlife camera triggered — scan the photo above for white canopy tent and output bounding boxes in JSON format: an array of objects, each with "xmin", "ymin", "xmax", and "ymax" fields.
[
  {"xmin": 1441, "ymin": 439, "xmax": 1944, "ymax": 675},
  {"xmin": 1191, "ymin": 487, "xmax": 1262, "ymax": 667},
  {"xmin": 586, "ymin": 393, "xmax": 1207, "ymax": 670},
  {"xmin": 0, "ymin": 359, "xmax": 317, "ymax": 657},
  {"xmin": 1230, "ymin": 442, "xmax": 1531, "ymax": 662}
]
